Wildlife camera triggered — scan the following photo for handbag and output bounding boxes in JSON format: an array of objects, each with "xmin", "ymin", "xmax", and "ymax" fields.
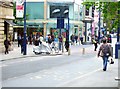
[{"xmin": 110, "ymin": 58, "xmax": 114, "ymax": 64}]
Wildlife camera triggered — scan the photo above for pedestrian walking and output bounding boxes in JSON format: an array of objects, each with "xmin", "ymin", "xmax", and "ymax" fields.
[
  {"xmin": 107, "ymin": 33, "xmax": 112, "ymax": 43},
  {"xmin": 58, "ymin": 35, "xmax": 62, "ymax": 51},
  {"xmin": 70, "ymin": 34, "xmax": 74, "ymax": 45},
  {"xmin": 65, "ymin": 40, "xmax": 69, "ymax": 52},
  {"xmin": 92, "ymin": 35, "xmax": 98, "ymax": 51},
  {"xmin": 29, "ymin": 34, "xmax": 33, "ymax": 45},
  {"xmin": 80, "ymin": 36, "xmax": 83, "ymax": 44},
  {"xmin": 97, "ymin": 38, "xmax": 111, "ymax": 71},
  {"xmin": 17, "ymin": 34, "xmax": 21, "ymax": 47},
  {"xmin": 21, "ymin": 37, "xmax": 24, "ymax": 54},
  {"xmin": 4, "ymin": 38, "xmax": 11, "ymax": 54},
  {"xmin": 48, "ymin": 36, "xmax": 52, "ymax": 44},
  {"xmin": 75, "ymin": 35, "xmax": 78, "ymax": 44}
]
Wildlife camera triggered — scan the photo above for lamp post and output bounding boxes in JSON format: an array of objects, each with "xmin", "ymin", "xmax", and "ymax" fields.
[
  {"xmin": 44, "ymin": 0, "xmax": 47, "ymax": 38},
  {"xmin": 117, "ymin": 10, "xmax": 120, "ymax": 42},
  {"xmin": 23, "ymin": 0, "xmax": 27, "ymax": 55},
  {"xmin": 115, "ymin": 8, "xmax": 120, "ymax": 59},
  {"xmin": 98, "ymin": 7, "xmax": 101, "ymax": 43}
]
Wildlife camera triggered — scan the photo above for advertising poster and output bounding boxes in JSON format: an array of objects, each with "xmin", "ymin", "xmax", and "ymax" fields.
[
  {"xmin": 50, "ymin": 5, "xmax": 69, "ymax": 18},
  {"xmin": 16, "ymin": 0, "xmax": 24, "ymax": 18}
]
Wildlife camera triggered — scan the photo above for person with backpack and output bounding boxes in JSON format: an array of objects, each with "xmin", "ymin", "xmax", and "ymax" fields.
[{"xmin": 97, "ymin": 38, "xmax": 111, "ymax": 71}]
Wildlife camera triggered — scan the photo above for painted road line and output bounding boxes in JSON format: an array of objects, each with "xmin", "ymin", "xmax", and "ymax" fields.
[
  {"xmin": 2, "ymin": 55, "xmax": 62, "ymax": 66},
  {"xmin": 56, "ymin": 68, "xmax": 102, "ymax": 87}
]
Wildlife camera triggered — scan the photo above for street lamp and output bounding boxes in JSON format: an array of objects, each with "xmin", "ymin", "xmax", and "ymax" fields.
[
  {"xmin": 115, "ymin": 8, "xmax": 120, "ymax": 59},
  {"xmin": 23, "ymin": 0, "xmax": 27, "ymax": 55},
  {"xmin": 98, "ymin": 7, "xmax": 101, "ymax": 43}
]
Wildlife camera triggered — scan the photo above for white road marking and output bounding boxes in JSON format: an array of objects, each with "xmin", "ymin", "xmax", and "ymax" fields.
[
  {"xmin": 0, "ymin": 64, "xmax": 8, "ymax": 67},
  {"xmin": 56, "ymin": 68, "xmax": 102, "ymax": 87},
  {"xmin": 2, "ymin": 55, "xmax": 62, "ymax": 66},
  {"xmin": 2, "ymin": 57, "xmax": 44, "ymax": 65}
]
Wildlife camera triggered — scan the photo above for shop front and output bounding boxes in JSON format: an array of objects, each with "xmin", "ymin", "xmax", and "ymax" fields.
[{"xmin": 0, "ymin": 1, "xmax": 15, "ymax": 52}]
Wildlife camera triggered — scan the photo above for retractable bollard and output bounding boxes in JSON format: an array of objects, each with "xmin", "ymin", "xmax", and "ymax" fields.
[
  {"xmin": 109, "ymin": 44, "xmax": 113, "ymax": 57},
  {"xmin": 118, "ymin": 50, "xmax": 120, "ymax": 59},
  {"xmin": 82, "ymin": 48, "xmax": 85, "ymax": 54},
  {"xmin": 62, "ymin": 42, "xmax": 64, "ymax": 53},
  {"xmin": 68, "ymin": 48, "xmax": 70, "ymax": 55}
]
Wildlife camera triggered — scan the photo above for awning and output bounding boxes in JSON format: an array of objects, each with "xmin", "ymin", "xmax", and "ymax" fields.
[{"xmin": 5, "ymin": 20, "xmax": 16, "ymax": 26}]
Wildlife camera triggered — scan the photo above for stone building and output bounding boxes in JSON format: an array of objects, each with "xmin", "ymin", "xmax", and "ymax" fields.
[{"xmin": 0, "ymin": 0, "xmax": 15, "ymax": 52}]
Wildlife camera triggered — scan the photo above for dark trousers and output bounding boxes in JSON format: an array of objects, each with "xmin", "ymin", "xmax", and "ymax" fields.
[
  {"xmin": 75, "ymin": 39, "xmax": 77, "ymax": 43},
  {"xmin": 81, "ymin": 40, "xmax": 83, "ymax": 44},
  {"xmin": 5, "ymin": 46, "xmax": 9, "ymax": 54},
  {"xmin": 94, "ymin": 43, "xmax": 97, "ymax": 51},
  {"xmin": 18, "ymin": 40, "xmax": 21, "ymax": 47},
  {"xmin": 59, "ymin": 42, "xmax": 62, "ymax": 51},
  {"xmin": 65, "ymin": 46, "xmax": 69, "ymax": 52},
  {"xmin": 21, "ymin": 45, "xmax": 24, "ymax": 54}
]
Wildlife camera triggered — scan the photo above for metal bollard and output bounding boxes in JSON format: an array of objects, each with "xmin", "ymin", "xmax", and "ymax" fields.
[
  {"xmin": 118, "ymin": 50, "xmax": 120, "ymax": 59},
  {"xmin": 109, "ymin": 45, "xmax": 113, "ymax": 57},
  {"xmin": 111, "ymin": 47, "xmax": 113, "ymax": 57},
  {"xmin": 68, "ymin": 48, "xmax": 70, "ymax": 55},
  {"xmin": 82, "ymin": 48, "xmax": 85, "ymax": 54}
]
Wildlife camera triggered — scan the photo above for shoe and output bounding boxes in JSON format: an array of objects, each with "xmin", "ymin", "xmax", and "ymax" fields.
[{"xmin": 103, "ymin": 69, "xmax": 106, "ymax": 71}]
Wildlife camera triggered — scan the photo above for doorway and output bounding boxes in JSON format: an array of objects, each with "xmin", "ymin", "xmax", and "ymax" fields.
[{"xmin": 4, "ymin": 21, "xmax": 9, "ymax": 39}]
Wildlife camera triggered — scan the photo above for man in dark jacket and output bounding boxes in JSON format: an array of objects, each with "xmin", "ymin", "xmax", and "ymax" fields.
[{"xmin": 4, "ymin": 38, "xmax": 11, "ymax": 54}]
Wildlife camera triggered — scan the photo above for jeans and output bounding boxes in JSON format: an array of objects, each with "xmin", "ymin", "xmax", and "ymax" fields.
[
  {"xmin": 5, "ymin": 46, "xmax": 9, "ymax": 54},
  {"xmin": 59, "ymin": 42, "xmax": 62, "ymax": 51},
  {"xmin": 102, "ymin": 56, "xmax": 109, "ymax": 70}
]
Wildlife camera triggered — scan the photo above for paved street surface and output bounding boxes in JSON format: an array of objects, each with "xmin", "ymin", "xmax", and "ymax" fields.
[{"xmin": 1, "ymin": 38, "xmax": 119, "ymax": 87}]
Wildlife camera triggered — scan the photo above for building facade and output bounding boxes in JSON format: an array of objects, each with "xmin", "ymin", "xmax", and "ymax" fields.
[
  {"xmin": 14, "ymin": 0, "xmax": 84, "ymax": 41},
  {"xmin": 0, "ymin": 0, "xmax": 14, "ymax": 52}
]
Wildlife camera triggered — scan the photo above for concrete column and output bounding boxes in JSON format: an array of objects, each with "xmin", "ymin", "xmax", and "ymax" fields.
[
  {"xmin": 44, "ymin": 0, "xmax": 47, "ymax": 38},
  {"xmin": 0, "ymin": 19, "xmax": 5, "ymax": 52}
]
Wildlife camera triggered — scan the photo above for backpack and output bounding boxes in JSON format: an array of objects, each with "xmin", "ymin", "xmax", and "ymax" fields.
[{"xmin": 101, "ymin": 44, "xmax": 111, "ymax": 57}]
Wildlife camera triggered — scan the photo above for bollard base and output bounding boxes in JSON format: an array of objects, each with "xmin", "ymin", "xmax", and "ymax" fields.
[
  {"xmin": 115, "ymin": 42, "xmax": 120, "ymax": 59},
  {"xmin": 82, "ymin": 48, "xmax": 85, "ymax": 55},
  {"xmin": 68, "ymin": 48, "xmax": 70, "ymax": 56}
]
